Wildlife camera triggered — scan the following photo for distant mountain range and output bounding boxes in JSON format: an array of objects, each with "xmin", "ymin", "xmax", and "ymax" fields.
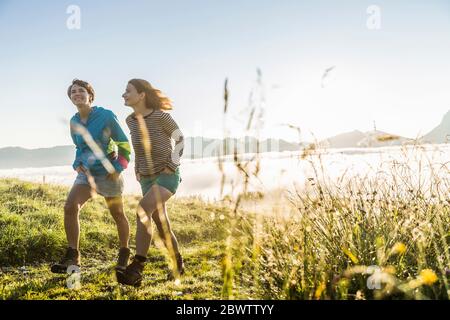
[
  {"xmin": 0, "ymin": 110, "xmax": 448, "ymax": 169},
  {"xmin": 318, "ymin": 130, "xmax": 413, "ymax": 148},
  {"xmin": 0, "ymin": 137, "xmax": 302, "ymax": 169},
  {"xmin": 319, "ymin": 109, "xmax": 450, "ymax": 148},
  {"xmin": 0, "ymin": 146, "xmax": 75, "ymax": 170},
  {"xmin": 422, "ymin": 110, "xmax": 450, "ymax": 144}
]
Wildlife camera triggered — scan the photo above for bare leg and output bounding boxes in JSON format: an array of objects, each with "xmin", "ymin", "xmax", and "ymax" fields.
[
  {"xmin": 135, "ymin": 209, "xmax": 152, "ymax": 257},
  {"xmin": 64, "ymin": 184, "xmax": 92, "ymax": 250},
  {"xmin": 152, "ymin": 202, "xmax": 181, "ymax": 257},
  {"xmin": 135, "ymin": 185, "xmax": 174, "ymax": 257},
  {"xmin": 105, "ymin": 196, "xmax": 130, "ymax": 249}
]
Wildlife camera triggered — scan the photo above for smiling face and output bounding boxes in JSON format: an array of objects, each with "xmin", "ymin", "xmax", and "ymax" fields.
[
  {"xmin": 122, "ymin": 83, "xmax": 145, "ymax": 107},
  {"xmin": 69, "ymin": 84, "xmax": 91, "ymax": 107}
]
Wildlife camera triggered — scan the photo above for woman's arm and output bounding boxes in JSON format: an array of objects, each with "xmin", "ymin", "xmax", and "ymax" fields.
[
  {"xmin": 70, "ymin": 120, "xmax": 83, "ymax": 171},
  {"xmin": 107, "ymin": 111, "xmax": 131, "ymax": 174},
  {"xmin": 161, "ymin": 112, "xmax": 184, "ymax": 172},
  {"xmin": 126, "ymin": 116, "xmax": 141, "ymax": 181}
]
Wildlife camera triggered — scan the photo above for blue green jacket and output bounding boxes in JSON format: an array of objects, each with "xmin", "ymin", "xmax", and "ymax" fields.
[{"xmin": 70, "ymin": 106, "xmax": 131, "ymax": 176}]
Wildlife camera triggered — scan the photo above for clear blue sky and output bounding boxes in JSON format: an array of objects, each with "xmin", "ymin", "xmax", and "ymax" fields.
[{"xmin": 0, "ymin": 0, "xmax": 449, "ymax": 148}]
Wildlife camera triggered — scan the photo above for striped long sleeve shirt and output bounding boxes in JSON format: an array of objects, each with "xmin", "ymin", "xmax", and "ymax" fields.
[{"xmin": 126, "ymin": 109, "xmax": 184, "ymax": 176}]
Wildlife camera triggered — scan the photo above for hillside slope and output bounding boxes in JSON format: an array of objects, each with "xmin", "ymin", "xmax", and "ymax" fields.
[{"xmin": 0, "ymin": 178, "xmax": 249, "ymax": 300}]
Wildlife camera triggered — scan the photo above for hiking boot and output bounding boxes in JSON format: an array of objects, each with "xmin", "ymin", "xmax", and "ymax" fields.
[
  {"xmin": 51, "ymin": 247, "xmax": 80, "ymax": 274},
  {"xmin": 116, "ymin": 256, "xmax": 145, "ymax": 287},
  {"xmin": 168, "ymin": 252, "xmax": 185, "ymax": 280},
  {"xmin": 115, "ymin": 247, "xmax": 131, "ymax": 272}
]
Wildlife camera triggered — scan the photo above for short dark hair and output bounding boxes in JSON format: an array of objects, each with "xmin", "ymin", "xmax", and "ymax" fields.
[{"xmin": 67, "ymin": 79, "xmax": 95, "ymax": 103}]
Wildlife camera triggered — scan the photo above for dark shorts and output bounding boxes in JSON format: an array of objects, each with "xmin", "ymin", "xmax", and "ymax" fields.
[{"xmin": 139, "ymin": 168, "xmax": 181, "ymax": 195}]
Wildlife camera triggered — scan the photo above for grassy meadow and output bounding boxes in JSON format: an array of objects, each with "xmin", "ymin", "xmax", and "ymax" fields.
[
  {"xmin": 0, "ymin": 146, "xmax": 449, "ymax": 301},
  {"xmin": 0, "ymin": 178, "xmax": 234, "ymax": 299}
]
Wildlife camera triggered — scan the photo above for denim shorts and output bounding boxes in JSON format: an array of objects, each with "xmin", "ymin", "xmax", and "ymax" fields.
[
  {"xmin": 140, "ymin": 168, "xmax": 181, "ymax": 195},
  {"xmin": 74, "ymin": 172, "xmax": 124, "ymax": 198}
]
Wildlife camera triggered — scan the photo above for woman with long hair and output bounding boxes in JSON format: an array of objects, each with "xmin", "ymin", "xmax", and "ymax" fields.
[
  {"xmin": 51, "ymin": 79, "xmax": 132, "ymax": 275},
  {"xmin": 117, "ymin": 79, "xmax": 184, "ymax": 286}
]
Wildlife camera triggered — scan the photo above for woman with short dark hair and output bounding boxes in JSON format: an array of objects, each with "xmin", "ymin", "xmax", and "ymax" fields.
[{"xmin": 51, "ymin": 79, "xmax": 132, "ymax": 275}]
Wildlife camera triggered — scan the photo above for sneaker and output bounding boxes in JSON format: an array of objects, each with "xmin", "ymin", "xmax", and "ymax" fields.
[
  {"xmin": 116, "ymin": 256, "xmax": 145, "ymax": 287},
  {"xmin": 51, "ymin": 247, "xmax": 80, "ymax": 274},
  {"xmin": 115, "ymin": 247, "xmax": 130, "ymax": 272}
]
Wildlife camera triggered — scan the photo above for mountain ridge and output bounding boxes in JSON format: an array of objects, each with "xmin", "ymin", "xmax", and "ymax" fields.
[{"xmin": 1, "ymin": 110, "xmax": 448, "ymax": 169}]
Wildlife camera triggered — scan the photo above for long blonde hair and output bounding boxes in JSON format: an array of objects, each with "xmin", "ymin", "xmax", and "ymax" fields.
[{"xmin": 128, "ymin": 79, "xmax": 173, "ymax": 111}]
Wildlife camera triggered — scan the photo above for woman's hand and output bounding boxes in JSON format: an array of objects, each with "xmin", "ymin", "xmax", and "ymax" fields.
[
  {"xmin": 75, "ymin": 166, "xmax": 86, "ymax": 174},
  {"xmin": 107, "ymin": 172, "xmax": 120, "ymax": 181},
  {"xmin": 162, "ymin": 167, "xmax": 175, "ymax": 174},
  {"xmin": 136, "ymin": 172, "xmax": 141, "ymax": 182}
]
